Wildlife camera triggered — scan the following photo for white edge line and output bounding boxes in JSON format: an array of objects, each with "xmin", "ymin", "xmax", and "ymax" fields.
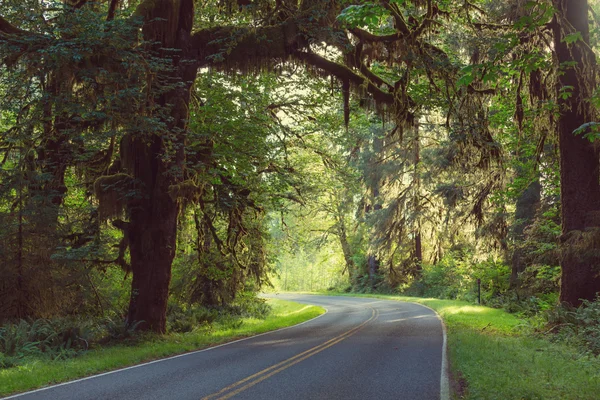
[
  {"xmin": 1, "ymin": 305, "xmax": 329, "ymax": 400},
  {"xmin": 404, "ymin": 301, "xmax": 450, "ymax": 400}
]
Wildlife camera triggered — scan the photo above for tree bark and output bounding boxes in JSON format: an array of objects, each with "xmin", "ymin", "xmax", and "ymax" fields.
[
  {"xmin": 125, "ymin": 0, "xmax": 197, "ymax": 333},
  {"xmin": 553, "ymin": 0, "xmax": 600, "ymax": 305}
]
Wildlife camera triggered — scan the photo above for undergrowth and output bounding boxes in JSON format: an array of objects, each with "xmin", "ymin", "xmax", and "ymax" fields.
[{"xmin": 0, "ymin": 295, "xmax": 272, "ymax": 370}]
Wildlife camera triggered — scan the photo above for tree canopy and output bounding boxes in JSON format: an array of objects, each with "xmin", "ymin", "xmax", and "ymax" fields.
[{"xmin": 1, "ymin": 0, "xmax": 599, "ymax": 335}]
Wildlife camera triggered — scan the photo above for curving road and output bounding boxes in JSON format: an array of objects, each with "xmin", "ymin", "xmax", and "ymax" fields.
[{"xmin": 4, "ymin": 294, "xmax": 448, "ymax": 400}]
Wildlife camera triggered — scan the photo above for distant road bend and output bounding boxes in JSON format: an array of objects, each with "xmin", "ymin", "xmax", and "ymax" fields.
[{"xmin": 5, "ymin": 294, "xmax": 449, "ymax": 400}]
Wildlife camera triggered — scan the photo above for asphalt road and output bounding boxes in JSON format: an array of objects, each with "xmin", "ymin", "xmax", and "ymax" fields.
[{"xmin": 5, "ymin": 294, "xmax": 448, "ymax": 400}]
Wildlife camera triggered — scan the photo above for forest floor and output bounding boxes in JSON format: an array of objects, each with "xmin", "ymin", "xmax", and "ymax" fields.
[
  {"xmin": 307, "ymin": 292, "xmax": 600, "ymax": 400},
  {"xmin": 0, "ymin": 299, "xmax": 324, "ymax": 397}
]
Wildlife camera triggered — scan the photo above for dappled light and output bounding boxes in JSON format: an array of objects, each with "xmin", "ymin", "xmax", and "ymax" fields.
[
  {"xmin": 1, "ymin": 0, "xmax": 600, "ymax": 398},
  {"xmin": 441, "ymin": 306, "xmax": 490, "ymax": 315}
]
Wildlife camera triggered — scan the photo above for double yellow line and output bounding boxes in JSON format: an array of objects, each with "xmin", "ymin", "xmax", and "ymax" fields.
[{"xmin": 202, "ymin": 308, "xmax": 379, "ymax": 400}]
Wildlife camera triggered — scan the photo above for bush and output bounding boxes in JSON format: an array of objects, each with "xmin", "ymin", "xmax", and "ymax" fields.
[
  {"xmin": 0, "ymin": 318, "xmax": 92, "ymax": 368},
  {"xmin": 166, "ymin": 304, "xmax": 218, "ymax": 333},
  {"xmin": 400, "ymin": 253, "xmax": 511, "ymax": 304},
  {"xmin": 519, "ymin": 264, "xmax": 561, "ymax": 296},
  {"xmin": 166, "ymin": 292, "xmax": 271, "ymax": 333},
  {"xmin": 546, "ymin": 298, "xmax": 600, "ymax": 355},
  {"xmin": 225, "ymin": 292, "xmax": 271, "ymax": 319}
]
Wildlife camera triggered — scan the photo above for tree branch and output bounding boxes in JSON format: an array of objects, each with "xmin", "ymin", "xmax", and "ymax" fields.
[
  {"xmin": 293, "ymin": 51, "xmax": 395, "ymax": 104},
  {"xmin": 107, "ymin": 0, "xmax": 121, "ymax": 21},
  {"xmin": 382, "ymin": 0, "xmax": 411, "ymax": 36},
  {"xmin": 190, "ymin": 23, "xmax": 294, "ymax": 68},
  {"xmin": 0, "ymin": 16, "xmax": 28, "ymax": 35},
  {"xmin": 350, "ymin": 27, "xmax": 402, "ymax": 42}
]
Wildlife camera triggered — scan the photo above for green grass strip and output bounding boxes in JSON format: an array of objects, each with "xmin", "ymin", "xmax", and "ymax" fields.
[
  {"xmin": 315, "ymin": 292, "xmax": 600, "ymax": 400},
  {"xmin": 0, "ymin": 299, "xmax": 324, "ymax": 397}
]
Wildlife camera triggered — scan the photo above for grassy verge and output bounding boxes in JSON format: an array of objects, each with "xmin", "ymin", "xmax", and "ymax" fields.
[
  {"xmin": 0, "ymin": 299, "xmax": 324, "ymax": 397},
  {"xmin": 315, "ymin": 292, "xmax": 600, "ymax": 400}
]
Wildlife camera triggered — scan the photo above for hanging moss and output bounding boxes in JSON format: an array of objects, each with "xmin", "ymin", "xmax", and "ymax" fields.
[
  {"xmin": 93, "ymin": 173, "xmax": 134, "ymax": 220},
  {"xmin": 561, "ymin": 228, "xmax": 600, "ymax": 264},
  {"xmin": 168, "ymin": 180, "xmax": 203, "ymax": 202}
]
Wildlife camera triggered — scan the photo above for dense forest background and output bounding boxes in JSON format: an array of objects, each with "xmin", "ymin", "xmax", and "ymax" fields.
[{"xmin": 1, "ymin": 0, "xmax": 600, "ymax": 365}]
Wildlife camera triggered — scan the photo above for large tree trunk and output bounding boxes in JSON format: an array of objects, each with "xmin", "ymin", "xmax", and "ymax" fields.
[
  {"xmin": 125, "ymin": 0, "xmax": 197, "ymax": 333},
  {"xmin": 553, "ymin": 0, "xmax": 600, "ymax": 305},
  {"xmin": 126, "ymin": 143, "xmax": 179, "ymax": 332}
]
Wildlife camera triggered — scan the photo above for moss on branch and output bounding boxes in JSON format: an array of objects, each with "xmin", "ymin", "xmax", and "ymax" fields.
[{"xmin": 191, "ymin": 24, "xmax": 295, "ymax": 71}]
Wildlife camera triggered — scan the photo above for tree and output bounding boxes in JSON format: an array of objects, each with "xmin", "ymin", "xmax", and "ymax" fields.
[
  {"xmin": 552, "ymin": 0, "xmax": 600, "ymax": 305},
  {"xmin": 5, "ymin": 0, "xmax": 597, "ymax": 333}
]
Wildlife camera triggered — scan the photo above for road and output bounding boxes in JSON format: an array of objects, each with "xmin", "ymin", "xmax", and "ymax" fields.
[{"xmin": 5, "ymin": 294, "xmax": 448, "ymax": 400}]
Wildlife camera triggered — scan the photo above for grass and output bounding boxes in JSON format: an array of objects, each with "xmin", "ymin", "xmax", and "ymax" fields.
[
  {"xmin": 312, "ymin": 292, "xmax": 600, "ymax": 400},
  {"xmin": 0, "ymin": 299, "xmax": 324, "ymax": 397}
]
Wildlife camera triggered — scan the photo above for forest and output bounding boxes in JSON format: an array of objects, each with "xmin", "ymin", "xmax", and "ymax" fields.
[{"xmin": 1, "ymin": 0, "xmax": 600, "ymax": 394}]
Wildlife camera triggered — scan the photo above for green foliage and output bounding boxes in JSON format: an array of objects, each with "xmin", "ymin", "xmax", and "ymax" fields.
[
  {"xmin": 402, "ymin": 253, "xmax": 511, "ymax": 304},
  {"xmin": 167, "ymin": 304, "xmax": 218, "ymax": 334},
  {"xmin": 0, "ymin": 318, "xmax": 90, "ymax": 368},
  {"xmin": 101, "ymin": 317, "xmax": 144, "ymax": 343},
  {"xmin": 337, "ymin": 3, "xmax": 388, "ymax": 28},
  {"xmin": 519, "ymin": 265, "xmax": 561, "ymax": 297},
  {"xmin": 546, "ymin": 299, "xmax": 600, "ymax": 355}
]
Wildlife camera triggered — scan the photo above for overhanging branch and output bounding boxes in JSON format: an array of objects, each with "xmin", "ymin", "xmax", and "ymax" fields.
[
  {"xmin": 293, "ymin": 51, "xmax": 395, "ymax": 104},
  {"xmin": 350, "ymin": 28, "xmax": 402, "ymax": 42},
  {"xmin": 190, "ymin": 23, "xmax": 296, "ymax": 69},
  {"xmin": 0, "ymin": 16, "xmax": 28, "ymax": 35}
]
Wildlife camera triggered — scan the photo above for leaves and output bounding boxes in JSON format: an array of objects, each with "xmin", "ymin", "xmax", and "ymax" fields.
[
  {"xmin": 573, "ymin": 122, "xmax": 600, "ymax": 142},
  {"xmin": 562, "ymin": 32, "xmax": 583, "ymax": 44},
  {"xmin": 337, "ymin": 3, "xmax": 388, "ymax": 29}
]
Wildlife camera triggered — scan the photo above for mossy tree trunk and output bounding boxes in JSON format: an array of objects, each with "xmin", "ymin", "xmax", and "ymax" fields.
[
  {"xmin": 552, "ymin": 0, "xmax": 600, "ymax": 305},
  {"xmin": 124, "ymin": 0, "xmax": 197, "ymax": 333}
]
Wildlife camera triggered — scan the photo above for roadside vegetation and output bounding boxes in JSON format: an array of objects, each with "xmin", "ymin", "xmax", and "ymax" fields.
[{"xmin": 0, "ymin": 299, "xmax": 324, "ymax": 397}]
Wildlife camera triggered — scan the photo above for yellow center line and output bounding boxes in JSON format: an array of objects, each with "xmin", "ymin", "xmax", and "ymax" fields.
[{"xmin": 201, "ymin": 308, "xmax": 379, "ymax": 400}]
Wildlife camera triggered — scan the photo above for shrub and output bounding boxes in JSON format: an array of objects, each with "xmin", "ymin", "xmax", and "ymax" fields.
[
  {"xmin": 167, "ymin": 304, "xmax": 218, "ymax": 333},
  {"xmin": 0, "ymin": 317, "xmax": 92, "ymax": 368},
  {"xmin": 546, "ymin": 298, "xmax": 600, "ymax": 355},
  {"xmin": 400, "ymin": 253, "xmax": 511, "ymax": 304}
]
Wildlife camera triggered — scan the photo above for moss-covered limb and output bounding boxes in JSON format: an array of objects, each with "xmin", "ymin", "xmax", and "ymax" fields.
[
  {"xmin": 93, "ymin": 173, "xmax": 135, "ymax": 221},
  {"xmin": 382, "ymin": 0, "xmax": 411, "ymax": 36},
  {"xmin": 0, "ymin": 16, "xmax": 27, "ymax": 35},
  {"xmin": 190, "ymin": 23, "xmax": 295, "ymax": 70},
  {"xmin": 350, "ymin": 27, "xmax": 402, "ymax": 43},
  {"xmin": 190, "ymin": 20, "xmax": 396, "ymax": 105},
  {"xmin": 293, "ymin": 51, "xmax": 395, "ymax": 105}
]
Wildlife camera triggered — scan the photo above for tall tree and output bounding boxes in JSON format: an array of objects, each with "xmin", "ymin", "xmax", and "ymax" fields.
[{"xmin": 552, "ymin": 0, "xmax": 600, "ymax": 305}]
